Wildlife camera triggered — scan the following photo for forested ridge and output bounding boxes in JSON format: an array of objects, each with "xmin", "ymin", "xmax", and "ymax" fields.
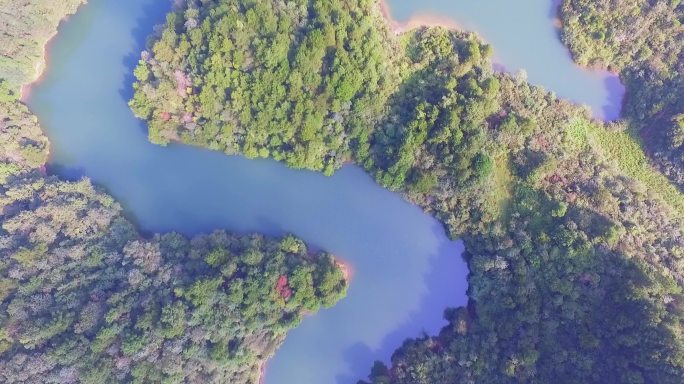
[
  {"xmin": 0, "ymin": 0, "xmax": 682, "ymax": 383},
  {"xmin": 130, "ymin": 0, "xmax": 400, "ymax": 174},
  {"xmin": 0, "ymin": 2, "xmax": 346, "ymax": 383},
  {"xmin": 132, "ymin": 0, "xmax": 684, "ymax": 383}
]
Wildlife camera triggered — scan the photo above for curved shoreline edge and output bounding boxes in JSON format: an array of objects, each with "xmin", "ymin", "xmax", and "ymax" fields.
[
  {"xmin": 19, "ymin": 2, "xmax": 87, "ymax": 102},
  {"xmin": 378, "ymin": 0, "xmax": 462, "ymax": 34},
  {"xmin": 377, "ymin": 0, "xmax": 624, "ymax": 122}
]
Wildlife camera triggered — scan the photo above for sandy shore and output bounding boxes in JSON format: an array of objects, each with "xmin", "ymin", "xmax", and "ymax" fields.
[
  {"xmin": 19, "ymin": 60, "xmax": 43, "ymax": 102},
  {"xmin": 334, "ymin": 256, "xmax": 355, "ymax": 283},
  {"xmin": 378, "ymin": 0, "xmax": 462, "ymax": 34},
  {"xmin": 19, "ymin": 4, "xmax": 87, "ymax": 102}
]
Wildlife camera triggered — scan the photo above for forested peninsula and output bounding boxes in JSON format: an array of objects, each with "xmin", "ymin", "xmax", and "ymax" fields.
[
  {"xmin": 129, "ymin": 0, "xmax": 684, "ymax": 383},
  {"xmin": 0, "ymin": 2, "xmax": 346, "ymax": 383}
]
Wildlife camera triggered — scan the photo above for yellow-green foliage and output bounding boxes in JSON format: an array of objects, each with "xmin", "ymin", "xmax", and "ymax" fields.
[
  {"xmin": 561, "ymin": 0, "xmax": 684, "ymax": 193},
  {"xmin": 564, "ymin": 118, "xmax": 590, "ymax": 152},
  {"xmin": 0, "ymin": 99, "xmax": 49, "ymax": 173},
  {"xmin": 130, "ymin": 0, "xmax": 399, "ymax": 173},
  {"xmin": 584, "ymin": 120, "xmax": 684, "ymax": 216},
  {"xmin": 0, "ymin": 0, "xmax": 86, "ymax": 91},
  {"xmin": 488, "ymin": 154, "xmax": 513, "ymax": 221}
]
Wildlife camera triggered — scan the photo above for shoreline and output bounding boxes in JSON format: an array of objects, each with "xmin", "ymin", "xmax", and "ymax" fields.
[
  {"xmin": 20, "ymin": 2, "xmax": 626, "ymax": 383},
  {"xmin": 378, "ymin": 0, "xmax": 462, "ymax": 35},
  {"xmin": 259, "ymin": 255, "xmax": 354, "ymax": 384},
  {"xmin": 334, "ymin": 256, "xmax": 355, "ymax": 283},
  {"xmin": 19, "ymin": 1, "xmax": 89, "ymax": 172},
  {"xmin": 377, "ymin": 0, "xmax": 623, "ymax": 121},
  {"xmin": 377, "ymin": 0, "xmax": 622, "ymax": 77},
  {"xmin": 19, "ymin": 4, "xmax": 87, "ymax": 102}
]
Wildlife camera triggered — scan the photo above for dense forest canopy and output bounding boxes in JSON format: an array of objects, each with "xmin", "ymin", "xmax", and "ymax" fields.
[
  {"xmin": 133, "ymin": 1, "xmax": 684, "ymax": 383},
  {"xmin": 0, "ymin": 2, "xmax": 346, "ymax": 383},
  {"xmin": 362, "ymin": 29, "xmax": 684, "ymax": 384},
  {"xmin": 130, "ymin": 0, "xmax": 399, "ymax": 174},
  {"xmin": 0, "ymin": 86, "xmax": 346, "ymax": 384}
]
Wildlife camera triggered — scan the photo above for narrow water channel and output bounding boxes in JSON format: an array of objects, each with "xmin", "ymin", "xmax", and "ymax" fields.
[{"xmin": 25, "ymin": 1, "xmax": 468, "ymax": 383}]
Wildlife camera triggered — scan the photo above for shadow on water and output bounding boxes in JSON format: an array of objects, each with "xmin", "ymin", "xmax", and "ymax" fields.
[
  {"xmin": 548, "ymin": 0, "xmax": 562, "ymax": 18},
  {"xmin": 602, "ymin": 75, "xmax": 625, "ymax": 121},
  {"xmin": 32, "ymin": 1, "xmax": 629, "ymax": 381},
  {"xmin": 548, "ymin": 0, "xmax": 565, "ymax": 44},
  {"xmin": 47, "ymin": 163, "xmax": 86, "ymax": 181},
  {"xmin": 118, "ymin": 0, "xmax": 170, "ymax": 101},
  {"xmin": 118, "ymin": 0, "xmax": 170, "ymax": 137},
  {"xmin": 545, "ymin": 0, "xmax": 625, "ymax": 121},
  {"xmin": 335, "ymin": 223, "xmax": 467, "ymax": 384}
]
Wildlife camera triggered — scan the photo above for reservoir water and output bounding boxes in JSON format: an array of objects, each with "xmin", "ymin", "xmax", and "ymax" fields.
[
  {"xmin": 25, "ymin": 1, "xmax": 467, "ymax": 383},
  {"xmin": 24, "ymin": 0, "xmax": 627, "ymax": 383},
  {"xmin": 385, "ymin": 0, "xmax": 625, "ymax": 120}
]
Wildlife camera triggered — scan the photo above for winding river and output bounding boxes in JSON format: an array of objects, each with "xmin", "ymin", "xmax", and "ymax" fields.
[{"xmin": 24, "ymin": 0, "xmax": 625, "ymax": 383}]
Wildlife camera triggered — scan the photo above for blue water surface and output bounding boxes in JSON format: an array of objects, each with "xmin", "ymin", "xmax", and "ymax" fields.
[{"xmin": 26, "ymin": 1, "xmax": 468, "ymax": 383}]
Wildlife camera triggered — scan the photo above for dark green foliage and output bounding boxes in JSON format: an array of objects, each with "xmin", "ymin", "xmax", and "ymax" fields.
[
  {"xmin": 0, "ymin": 4, "xmax": 347, "ymax": 382},
  {"xmin": 369, "ymin": 29, "xmax": 499, "ymax": 192},
  {"xmin": 622, "ymin": 65, "xmax": 684, "ymax": 188},
  {"xmin": 362, "ymin": 73, "xmax": 684, "ymax": 382},
  {"xmin": 559, "ymin": 0, "xmax": 681, "ymax": 71},
  {"xmin": 0, "ymin": 106, "xmax": 347, "ymax": 381},
  {"xmin": 4, "ymin": 0, "xmax": 684, "ymax": 383}
]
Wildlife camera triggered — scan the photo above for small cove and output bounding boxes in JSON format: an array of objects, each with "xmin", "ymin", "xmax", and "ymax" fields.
[{"xmin": 384, "ymin": 0, "xmax": 625, "ymax": 120}]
